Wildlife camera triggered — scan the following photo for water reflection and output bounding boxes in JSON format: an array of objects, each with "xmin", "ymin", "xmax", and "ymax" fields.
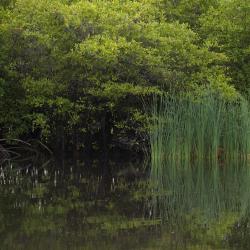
[
  {"xmin": 0, "ymin": 158, "xmax": 250, "ymax": 249},
  {"xmin": 150, "ymin": 156, "xmax": 250, "ymax": 249}
]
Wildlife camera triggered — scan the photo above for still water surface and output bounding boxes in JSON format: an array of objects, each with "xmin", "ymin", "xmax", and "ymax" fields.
[{"xmin": 0, "ymin": 157, "xmax": 250, "ymax": 250}]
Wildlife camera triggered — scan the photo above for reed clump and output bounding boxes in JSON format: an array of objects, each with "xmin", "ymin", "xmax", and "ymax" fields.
[{"xmin": 149, "ymin": 92, "xmax": 250, "ymax": 222}]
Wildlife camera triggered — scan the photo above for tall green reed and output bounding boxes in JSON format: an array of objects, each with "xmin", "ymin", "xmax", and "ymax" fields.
[{"xmin": 148, "ymin": 92, "xmax": 250, "ymax": 223}]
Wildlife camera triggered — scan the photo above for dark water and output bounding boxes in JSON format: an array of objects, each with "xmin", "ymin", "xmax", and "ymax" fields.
[{"xmin": 0, "ymin": 157, "xmax": 250, "ymax": 250}]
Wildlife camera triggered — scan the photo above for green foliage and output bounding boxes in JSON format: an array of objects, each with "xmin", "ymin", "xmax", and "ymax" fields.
[
  {"xmin": 0, "ymin": 0, "xmax": 15, "ymax": 9},
  {"xmin": 0, "ymin": 0, "xmax": 241, "ymax": 151},
  {"xmin": 162, "ymin": 0, "xmax": 219, "ymax": 29},
  {"xmin": 200, "ymin": 0, "xmax": 250, "ymax": 93}
]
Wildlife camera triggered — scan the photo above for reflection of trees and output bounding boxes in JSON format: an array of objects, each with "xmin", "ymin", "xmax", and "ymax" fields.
[
  {"xmin": 2, "ymin": 158, "xmax": 250, "ymax": 248},
  {"xmin": 149, "ymin": 158, "xmax": 250, "ymax": 247},
  {"xmin": 0, "ymin": 178, "xmax": 24, "ymax": 243},
  {"xmin": 0, "ymin": 162, "xmax": 151, "ymax": 249}
]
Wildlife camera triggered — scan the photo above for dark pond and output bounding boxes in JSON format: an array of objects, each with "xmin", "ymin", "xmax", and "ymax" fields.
[{"xmin": 0, "ymin": 155, "xmax": 250, "ymax": 250}]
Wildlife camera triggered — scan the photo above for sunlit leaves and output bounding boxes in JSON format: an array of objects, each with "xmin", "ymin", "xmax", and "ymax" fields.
[{"xmin": 0, "ymin": 0, "xmax": 239, "ymax": 148}]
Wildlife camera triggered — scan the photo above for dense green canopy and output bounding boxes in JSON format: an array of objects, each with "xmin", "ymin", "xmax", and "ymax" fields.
[{"xmin": 0, "ymin": 0, "xmax": 247, "ymax": 152}]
